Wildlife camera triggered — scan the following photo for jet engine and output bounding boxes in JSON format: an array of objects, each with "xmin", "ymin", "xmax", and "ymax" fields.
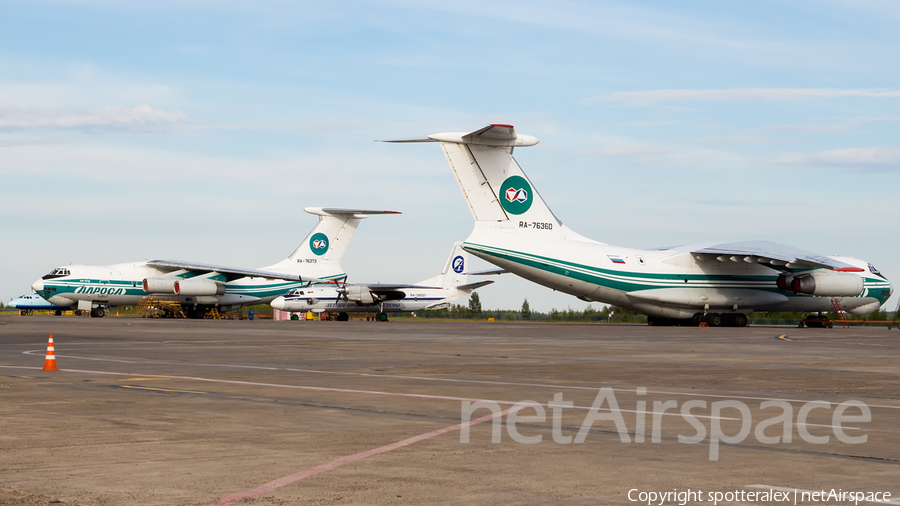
[
  {"xmin": 143, "ymin": 277, "xmax": 177, "ymax": 293},
  {"xmin": 779, "ymin": 270, "xmax": 863, "ymax": 297},
  {"xmin": 775, "ymin": 274, "xmax": 794, "ymax": 292},
  {"xmin": 174, "ymin": 279, "xmax": 226, "ymax": 296}
]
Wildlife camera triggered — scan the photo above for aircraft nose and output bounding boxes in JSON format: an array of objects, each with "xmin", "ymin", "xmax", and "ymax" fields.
[
  {"xmin": 32, "ymin": 279, "xmax": 44, "ymax": 292},
  {"xmin": 270, "ymin": 296, "xmax": 286, "ymax": 311}
]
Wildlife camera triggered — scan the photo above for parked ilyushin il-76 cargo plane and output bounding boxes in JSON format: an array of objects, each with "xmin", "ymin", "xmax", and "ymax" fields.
[
  {"xmin": 31, "ymin": 208, "xmax": 397, "ymax": 318},
  {"xmin": 389, "ymin": 124, "xmax": 893, "ymax": 327}
]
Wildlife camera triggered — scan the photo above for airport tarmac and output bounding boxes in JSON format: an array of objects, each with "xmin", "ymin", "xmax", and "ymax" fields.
[{"xmin": 1, "ymin": 316, "xmax": 898, "ymax": 506}]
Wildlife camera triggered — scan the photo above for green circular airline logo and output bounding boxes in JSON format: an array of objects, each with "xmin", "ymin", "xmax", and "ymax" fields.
[
  {"xmin": 499, "ymin": 175, "xmax": 533, "ymax": 215},
  {"xmin": 309, "ymin": 233, "xmax": 329, "ymax": 256}
]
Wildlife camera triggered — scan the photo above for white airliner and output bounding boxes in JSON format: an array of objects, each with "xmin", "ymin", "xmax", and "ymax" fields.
[
  {"xmin": 7, "ymin": 293, "xmax": 72, "ymax": 315},
  {"xmin": 389, "ymin": 124, "xmax": 893, "ymax": 327},
  {"xmin": 270, "ymin": 242, "xmax": 493, "ymax": 321},
  {"xmin": 30, "ymin": 208, "xmax": 398, "ymax": 318}
]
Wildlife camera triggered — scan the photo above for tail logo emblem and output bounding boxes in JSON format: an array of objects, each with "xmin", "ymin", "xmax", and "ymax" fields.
[
  {"xmin": 309, "ymin": 233, "xmax": 330, "ymax": 256},
  {"xmin": 506, "ymin": 187, "xmax": 527, "ymax": 203},
  {"xmin": 452, "ymin": 255, "xmax": 465, "ymax": 274},
  {"xmin": 499, "ymin": 175, "xmax": 533, "ymax": 215}
]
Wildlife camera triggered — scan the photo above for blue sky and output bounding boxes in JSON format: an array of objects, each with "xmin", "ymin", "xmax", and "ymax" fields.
[{"xmin": 2, "ymin": 0, "xmax": 898, "ymax": 312}]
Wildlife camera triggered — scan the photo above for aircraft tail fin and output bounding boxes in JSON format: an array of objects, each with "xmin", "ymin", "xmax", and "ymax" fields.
[
  {"xmin": 417, "ymin": 241, "xmax": 470, "ymax": 289},
  {"xmin": 390, "ymin": 124, "xmax": 563, "ymax": 232},
  {"xmin": 271, "ymin": 208, "xmax": 399, "ymax": 276}
]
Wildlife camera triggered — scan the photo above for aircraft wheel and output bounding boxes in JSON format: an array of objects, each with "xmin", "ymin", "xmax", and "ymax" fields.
[
  {"xmin": 55, "ymin": 310, "xmax": 62, "ymax": 316},
  {"xmin": 377, "ymin": 312, "xmax": 388, "ymax": 322},
  {"xmin": 338, "ymin": 312, "xmax": 350, "ymax": 322},
  {"xmin": 691, "ymin": 313, "xmax": 703, "ymax": 326},
  {"xmin": 706, "ymin": 313, "xmax": 722, "ymax": 327},
  {"xmin": 734, "ymin": 314, "xmax": 748, "ymax": 327}
]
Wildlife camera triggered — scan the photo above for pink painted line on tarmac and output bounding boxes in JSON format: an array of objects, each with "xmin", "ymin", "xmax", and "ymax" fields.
[{"xmin": 204, "ymin": 406, "xmax": 515, "ymax": 506}]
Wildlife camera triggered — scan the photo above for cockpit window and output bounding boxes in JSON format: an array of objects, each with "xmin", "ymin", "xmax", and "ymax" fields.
[
  {"xmin": 868, "ymin": 264, "xmax": 883, "ymax": 277},
  {"xmin": 286, "ymin": 289, "xmax": 304, "ymax": 296},
  {"xmin": 43, "ymin": 267, "xmax": 70, "ymax": 279}
]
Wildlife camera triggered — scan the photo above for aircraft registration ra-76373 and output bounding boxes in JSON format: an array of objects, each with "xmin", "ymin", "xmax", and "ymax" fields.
[
  {"xmin": 388, "ymin": 124, "xmax": 893, "ymax": 327},
  {"xmin": 30, "ymin": 208, "xmax": 398, "ymax": 318},
  {"xmin": 270, "ymin": 241, "xmax": 493, "ymax": 321}
]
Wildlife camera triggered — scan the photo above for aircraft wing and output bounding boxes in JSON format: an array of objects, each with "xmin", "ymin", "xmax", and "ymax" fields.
[
  {"xmin": 690, "ymin": 241, "xmax": 862, "ymax": 271},
  {"xmin": 364, "ymin": 283, "xmax": 441, "ymax": 291},
  {"xmin": 146, "ymin": 260, "xmax": 302, "ymax": 282}
]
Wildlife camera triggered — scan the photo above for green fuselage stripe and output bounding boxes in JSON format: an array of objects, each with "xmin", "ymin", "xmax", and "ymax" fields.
[{"xmin": 464, "ymin": 242, "xmax": 889, "ymax": 302}]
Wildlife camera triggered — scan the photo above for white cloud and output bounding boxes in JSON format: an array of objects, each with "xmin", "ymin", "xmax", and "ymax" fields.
[
  {"xmin": 777, "ymin": 147, "xmax": 900, "ymax": 171},
  {"xmin": 597, "ymin": 88, "xmax": 900, "ymax": 106},
  {"xmin": 692, "ymin": 134, "xmax": 772, "ymax": 145},
  {"xmin": 0, "ymin": 105, "xmax": 188, "ymax": 130}
]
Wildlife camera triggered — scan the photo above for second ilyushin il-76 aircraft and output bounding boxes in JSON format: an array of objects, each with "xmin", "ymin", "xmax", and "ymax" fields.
[
  {"xmin": 31, "ymin": 208, "xmax": 397, "ymax": 318},
  {"xmin": 389, "ymin": 124, "xmax": 893, "ymax": 327}
]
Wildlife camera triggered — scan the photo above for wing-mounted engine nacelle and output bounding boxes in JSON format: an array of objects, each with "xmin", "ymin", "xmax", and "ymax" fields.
[
  {"xmin": 174, "ymin": 279, "xmax": 226, "ymax": 296},
  {"xmin": 339, "ymin": 285, "xmax": 375, "ymax": 304},
  {"xmin": 779, "ymin": 271, "xmax": 863, "ymax": 297},
  {"xmin": 143, "ymin": 277, "xmax": 177, "ymax": 294},
  {"xmin": 776, "ymin": 274, "xmax": 795, "ymax": 292}
]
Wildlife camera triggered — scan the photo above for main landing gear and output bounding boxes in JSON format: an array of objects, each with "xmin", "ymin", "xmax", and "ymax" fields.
[{"xmin": 648, "ymin": 313, "xmax": 748, "ymax": 327}]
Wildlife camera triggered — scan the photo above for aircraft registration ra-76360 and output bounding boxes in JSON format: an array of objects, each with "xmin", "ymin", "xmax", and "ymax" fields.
[
  {"xmin": 30, "ymin": 208, "xmax": 398, "ymax": 318},
  {"xmin": 270, "ymin": 242, "xmax": 493, "ymax": 321},
  {"xmin": 388, "ymin": 124, "xmax": 893, "ymax": 327}
]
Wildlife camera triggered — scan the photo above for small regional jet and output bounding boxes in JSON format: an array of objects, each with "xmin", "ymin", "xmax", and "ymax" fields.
[
  {"xmin": 389, "ymin": 124, "xmax": 893, "ymax": 327},
  {"xmin": 7, "ymin": 293, "xmax": 72, "ymax": 315},
  {"xmin": 31, "ymin": 208, "xmax": 398, "ymax": 318},
  {"xmin": 270, "ymin": 242, "xmax": 493, "ymax": 321}
]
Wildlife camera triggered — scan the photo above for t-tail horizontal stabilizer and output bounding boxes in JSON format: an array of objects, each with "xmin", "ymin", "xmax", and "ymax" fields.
[{"xmin": 266, "ymin": 207, "xmax": 400, "ymax": 278}]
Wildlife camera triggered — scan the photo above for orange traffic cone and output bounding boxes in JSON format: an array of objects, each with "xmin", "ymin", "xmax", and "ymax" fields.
[{"xmin": 41, "ymin": 334, "xmax": 59, "ymax": 371}]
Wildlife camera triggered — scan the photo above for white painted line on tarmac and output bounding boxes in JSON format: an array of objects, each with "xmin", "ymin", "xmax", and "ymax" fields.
[
  {"xmin": 14, "ymin": 349, "xmax": 900, "ymax": 411},
  {"xmin": 31, "ymin": 350, "xmax": 867, "ymax": 411},
  {"xmin": 0, "ymin": 364, "xmax": 741, "ymax": 420}
]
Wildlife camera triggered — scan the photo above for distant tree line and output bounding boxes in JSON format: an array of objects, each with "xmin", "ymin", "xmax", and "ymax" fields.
[{"xmin": 406, "ymin": 292, "xmax": 899, "ymax": 324}]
